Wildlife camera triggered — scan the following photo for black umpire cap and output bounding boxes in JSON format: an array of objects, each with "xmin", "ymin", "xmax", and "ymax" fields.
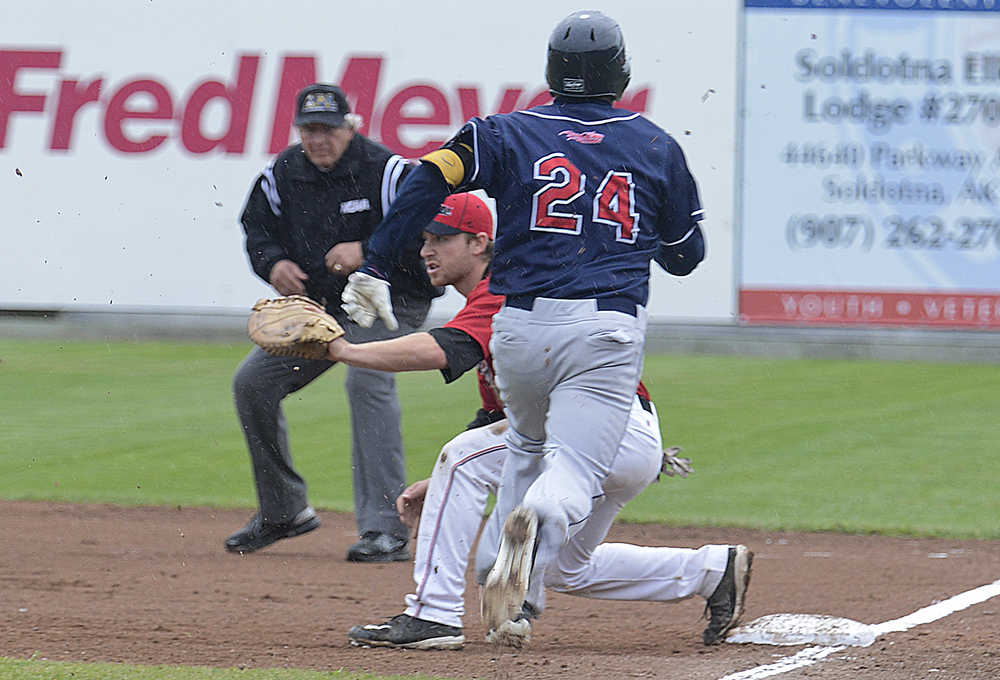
[{"xmin": 294, "ymin": 84, "xmax": 350, "ymax": 127}]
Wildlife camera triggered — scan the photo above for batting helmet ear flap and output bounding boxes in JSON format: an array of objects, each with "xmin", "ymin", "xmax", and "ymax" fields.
[{"xmin": 546, "ymin": 10, "xmax": 630, "ymax": 100}]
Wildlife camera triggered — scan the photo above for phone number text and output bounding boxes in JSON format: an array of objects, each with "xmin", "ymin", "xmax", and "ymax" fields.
[{"xmin": 786, "ymin": 214, "xmax": 1000, "ymax": 251}]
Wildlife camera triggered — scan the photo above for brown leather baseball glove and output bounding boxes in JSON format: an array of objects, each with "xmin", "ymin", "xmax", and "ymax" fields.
[{"xmin": 247, "ymin": 295, "xmax": 345, "ymax": 360}]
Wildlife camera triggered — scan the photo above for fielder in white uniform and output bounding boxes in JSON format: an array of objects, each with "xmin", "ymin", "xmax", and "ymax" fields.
[
  {"xmin": 325, "ymin": 193, "xmax": 735, "ymax": 650},
  {"xmin": 379, "ymin": 397, "xmax": 730, "ymax": 649}
]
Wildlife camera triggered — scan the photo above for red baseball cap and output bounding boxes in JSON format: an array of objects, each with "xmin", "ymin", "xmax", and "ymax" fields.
[{"xmin": 424, "ymin": 193, "xmax": 494, "ymax": 240}]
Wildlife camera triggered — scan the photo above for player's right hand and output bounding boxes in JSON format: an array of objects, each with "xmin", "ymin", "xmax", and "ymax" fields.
[
  {"xmin": 396, "ymin": 479, "xmax": 429, "ymax": 528},
  {"xmin": 269, "ymin": 259, "xmax": 309, "ymax": 296},
  {"xmin": 342, "ymin": 271, "xmax": 399, "ymax": 330},
  {"xmin": 661, "ymin": 446, "xmax": 693, "ymax": 478}
]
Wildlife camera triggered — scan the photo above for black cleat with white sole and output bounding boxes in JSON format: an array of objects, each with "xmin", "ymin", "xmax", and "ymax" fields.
[
  {"xmin": 703, "ymin": 544, "xmax": 753, "ymax": 645},
  {"xmin": 348, "ymin": 614, "xmax": 464, "ymax": 650}
]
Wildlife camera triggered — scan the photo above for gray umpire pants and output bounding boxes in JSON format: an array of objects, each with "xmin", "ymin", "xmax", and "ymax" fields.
[{"xmin": 232, "ymin": 316, "xmax": 413, "ymax": 542}]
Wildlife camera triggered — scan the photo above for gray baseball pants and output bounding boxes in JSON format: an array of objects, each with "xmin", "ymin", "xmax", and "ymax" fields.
[{"xmin": 482, "ymin": 297, "xmax": 648, "ymax": 613}]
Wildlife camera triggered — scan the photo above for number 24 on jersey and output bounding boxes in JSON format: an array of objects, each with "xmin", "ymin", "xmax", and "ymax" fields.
[{"xmin": 529, "ymin": 152, "xmax": 640, "ymax": 244}]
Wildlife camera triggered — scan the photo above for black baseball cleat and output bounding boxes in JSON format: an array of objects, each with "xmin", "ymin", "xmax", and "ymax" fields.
[
  {"xmin": 348, "ymin": 613, "xmax": 464, "ymax": 650},
  {"xmin": 702, "ymin": 544, "xmax": 754, "ymax": 645},
  {"xmin": 224, "ymin": 506, "xmax": 320, "ymax": 554},
  {"xmin": 346, "ymin": 532, "xmax": 411, "ymax": 562}
]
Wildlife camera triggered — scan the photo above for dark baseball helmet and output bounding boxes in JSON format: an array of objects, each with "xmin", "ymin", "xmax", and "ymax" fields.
[{"xmin": 545, "ymin": 10, "xmax": 631, "ymax": 100}]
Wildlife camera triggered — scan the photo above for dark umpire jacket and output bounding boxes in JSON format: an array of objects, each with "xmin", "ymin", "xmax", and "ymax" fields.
[{"xmin": 241, "ymin": 134, "xmax": 440, "ymax": 327}]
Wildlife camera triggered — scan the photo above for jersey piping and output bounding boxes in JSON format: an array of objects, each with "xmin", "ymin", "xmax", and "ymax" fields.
[
  {"xmin": 661, "ymin": 224, "xmax": 699, "ymax": 247},
  {"xmin": 467, "ymin": 120, "xmax": 482, "ymax": 185},
  {"xmin": 412, "ymin": 443, "xmax": 508, "ymax": 614},
  {"xmin": 517, "ymin": 109, "xmax": 642, "ymax": 126}
]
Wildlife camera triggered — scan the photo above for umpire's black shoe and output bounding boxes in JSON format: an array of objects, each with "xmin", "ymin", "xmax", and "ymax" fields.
[
  {"xmin": 702, "ymin": 545, "xmax": 754, "ymax": 645},
  {"xmin": 346, "ymin": 532, "xmax": 410, "ymax": 562},
  {"xmin": 224, "ymin": 506, "xmax": 320, "ymax": 554},
  {"xmin": 348, "ymin": 613, "xmax": 464, "ymax": 650}
]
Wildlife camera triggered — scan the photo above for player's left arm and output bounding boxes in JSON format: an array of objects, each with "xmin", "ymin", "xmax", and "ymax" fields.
[
  {"xmin": 342, "ymin": 161, "xmax": 452, "ymax": 329},
  {"xmin": 325, "ymin": 324, "xmax": 486, "ymax": 377},
  {"xmin": 327, "ymin": 331, "xmax": 448, "ymax": 372},
  {"xmin": 426, "ymin": 326, "xmax": 487, "ymax": 383},
  {"xmin": 359, "ymin": 126, "xmax": 479, "ymax": 280},
  {"xmin": 653, "ymin": 141, "xmax": 706, "ymax": 276},
  {"xmin": 344, "ymin": 123, "xmax": 494, "ymax": 328}
]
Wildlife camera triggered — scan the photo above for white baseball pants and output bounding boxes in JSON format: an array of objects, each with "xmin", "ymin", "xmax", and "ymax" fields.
[{"xmin": 404, "ymin": 396, "xmax": 729, "ymax": 629}]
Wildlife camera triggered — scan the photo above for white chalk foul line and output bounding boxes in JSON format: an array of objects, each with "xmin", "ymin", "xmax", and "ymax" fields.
[
  {"xmin": 869, "ymin": 579, "xmax": 1000, "ymax": 636},
  {"xmin": 719, "ymin": 645, "xmax": 846, "ymax": 680},
  {"xmin": 718, "ymin": 578, "xmax": 1000, "ymax": 680}
]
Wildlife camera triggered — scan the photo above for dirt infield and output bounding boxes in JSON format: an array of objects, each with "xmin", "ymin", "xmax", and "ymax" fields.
[{"xmin": 2, "ymin": 502, "xmax": 998, "ymax": 679}]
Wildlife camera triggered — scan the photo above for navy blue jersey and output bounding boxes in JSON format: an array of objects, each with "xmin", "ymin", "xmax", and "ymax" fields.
[
  {"xmin": 457, "ymin": 100, "xmax": 703, "ymax": 306},
  {"xmin": 360, "ymin": 99, "xmax": 705, "ymax": 306}
]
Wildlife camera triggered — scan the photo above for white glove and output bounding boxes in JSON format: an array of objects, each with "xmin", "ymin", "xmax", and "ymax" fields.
[
  {"xmin": 341, "ymin": 271, "xmax": 398, "ymax": 331},
  {"xmin": 660, "ymin": 446, "xmax": 693, "ymax": 478}
]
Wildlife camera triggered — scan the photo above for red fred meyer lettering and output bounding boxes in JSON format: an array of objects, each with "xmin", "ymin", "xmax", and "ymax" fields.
[
  {"xmin": 0, "ymin": 49, "xmax": 651, "ymax": 157},
  {"xmin": 0, "ymin": 49, "xmax": 260, "ymax": 153}
]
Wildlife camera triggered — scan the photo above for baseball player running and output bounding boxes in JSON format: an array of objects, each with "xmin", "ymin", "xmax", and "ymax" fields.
[
  {"xmin": 341, "ymin": 10, "xmax": 751, "ymax": 645},
  {"xmin": 327, "ymin": 192, "xmax": 743, "ymax": 649}
]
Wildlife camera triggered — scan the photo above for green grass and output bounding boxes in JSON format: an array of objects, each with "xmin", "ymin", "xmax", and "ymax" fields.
[
  {"xmin": 1, "ymin": 337, "xmax": 998, "ymax": 538},
  {"xmin": 631, "ymin": 354, "xmax": 1000, "ymax": 537},
  {"xmin": 0, "ymin": 339, "xmax": 473, "ymax": 512},
  {"xmin": 0, "ymin": 657, "xmax": 445, "ymax": 680},
  {"xmin": 1, "ymin": 337, "xmax": 998, "ymax": 680}
]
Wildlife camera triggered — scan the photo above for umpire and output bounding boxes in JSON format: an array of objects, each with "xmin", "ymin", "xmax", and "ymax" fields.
[{"xmin": 228, "ymin": 83, "xmax": 439, "ymax": 561}]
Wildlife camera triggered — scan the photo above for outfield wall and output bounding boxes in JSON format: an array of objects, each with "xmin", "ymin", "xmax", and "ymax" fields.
[
  {"xmin": 3, "ymin": 1, "xmax": 999, "ymax": 329},
  {"xmin": 0, "ymin": 0, "xmax": 738, "ymax": 321}
]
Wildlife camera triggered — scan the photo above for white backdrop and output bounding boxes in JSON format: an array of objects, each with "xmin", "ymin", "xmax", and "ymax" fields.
[{"xmin": 0, "ymin": 0, "xmax": 740, "ymax": 321}]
